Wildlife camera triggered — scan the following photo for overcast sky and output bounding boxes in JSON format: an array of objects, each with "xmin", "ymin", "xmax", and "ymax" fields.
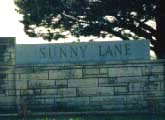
[
  {"xmin": 0, "ymin": 0, "xmax": 65, "ymax": 44},
  {"xmin": 0, "ymin": 0, "xmax": 123, "ymax": 44},
  {"xmin": 0, "ymin": 0, "xmax": 26, "ymax": 42},
  {"xmin": 0, "ymin": 0, "xmax": 85, "ymax": 44}
]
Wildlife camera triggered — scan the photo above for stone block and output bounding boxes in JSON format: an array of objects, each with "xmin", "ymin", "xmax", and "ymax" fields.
[
  {"xmin": 0, "ymin": 85, "xmax": 6, "ymax": 95},
  {"xmin": 7, "ymin": 89, "xmax": 16, "ymax": 96},
  {"xmin": 143, "ymin": 81, "xmax": 161, "ymax": 91},
  {"xmin": 142, "ymin": 66, "xmax": 152, "ymax": 75},
  {"xmin": 16, "ymin": 67, "xmax": 34, "ymax": 73},
  {"xmin": 99, "ymin": 78, "xmax": 116, "ymax": 87},
  {"xmin": 16, "ymin": 80, "xmax": 27, "ymax": 89},
  {"xmin": 34, "ymin": 95, "xmax": 53, "ymax": 100},
  {"xmin": 142, "ymin": 65, "xmax": 164, "ymax": 75},
  {"xmin": 90, "ymin": 96, "xmax": 126, "ymax": 105},
  {"xmin": 68, "ymin": 78, "xmax": 98, "ymax": 88},
  {"xmin": 129, "ymin": 83, "xmax": 144, "ymax": 92},
  {"xmin": 149, "ymin": 75, "xmax": 164, "ymax": 81},
  {"xmin": 11, "ymin": 60, "xmax": 15, "ymax": 65},
  {"xmin": 15, "ymin": 74, "xmax": 20, "ymax": 80},
  {"xmin": 83, "ymin": 67, "xmax": 108, "ymax": 77},
  {"xmin": 28, "ymin": 80, "xmax": 55, "ymax": 89},
  {"xmin": 0, "ymin": 73, "xmax": 7, "ymax": 80},
  {"xmin": 83, "ymin": 68, "xmax": 100, "ymax": 75},
  {"xmin": 151, "ymin": 65, "xmax": 164, "ymax": 73},
  {"xmin": 108, "ymin": 67, "xmax": 142, "ymax": 77},
  {"xmin": 115, "ymin": 86, "xmax": 128, "ymax": 94},
  {"xmin": 7, "ymin": 74, "xmax": 15, "ymax": 80},
  {"xmin": 49, "ymin": 69, "xmax": 82, "ymax": 79},
  {"xmin": 55, "ymin": 80, "xmax": 68, "ymax": 88},
  {"xmin": 0, "ymin": 66, "xmax": 12, "ymax": 72},
  {"xmin": 42, "ymin": 89, "xmax": 56, "ymax": 95},
  {"xmin": 10, "ymin": 52, "xmax": 15, "ymax": 59},
  {"xmin": 55, "ymin": 97, "xmax": 90, "ymax": 106},
  {"xmin": 7, "ymin": 47, "xmax": 15, "ymax": 52},
  {"xmin": 78, "ymin": 87, "xmax": 114, "ymax": 96},
  {"xmin": 5, "ymin": 80, "xmax": 15, "ymax": 89},
  {"xmin": 20, "ymin": 89, "xmax": 33, "ymax": 96},
  {"xmin": 126, "ymin": 95, "xmax": 145, "ymax": 103},
  {"xmin": 45, "ymin": 98, "xmax": 54, "ymax": 104},
  {"xmin": 3, "ymin": 56, "xmax": 11, "ymax": 63},
  {"xmin": 42, "ymin": 88, "xmax": 76, "ymax": 97},
  {"xmin": 69, "ymin": 69, "xmax": 83, "ymax": 79},
  {"xmin": 101, "ymin": 104, "xmax": 127, "ymax": 111},
  {"xmin": 0, "ymin": 96, "xmax": 15, "ymax": 104},
  {"xmin": 32, "ymin": 66, "xmax": 50, "ymax": 72},
  {"xmin": 20, "ymin": 72, "xmax": 49, "ymax": 80},
  {"xmin": 18, "ymin": 88, "xmax": 76, "ymax": 97},
  {"xmin": 160, "ymin": 81, "xmax": 164, "ymax": 91},
  {"xmin": 0, "ymin": 37, "xmax": 15, "ymax": 44},
  {"xmin": 116, "ymin": 76, "xmax": 148, "ymax": 83},
  {"xmin": 144, "ymin": 91, "xmax": 164, "ymax": 97},
  {"xmin": 2, "ymin": 52, "xmax": 11, "ymax": 57},
  {"xmin": 99, "ymin": 68, "xmax": 108, "ymax": 74}
]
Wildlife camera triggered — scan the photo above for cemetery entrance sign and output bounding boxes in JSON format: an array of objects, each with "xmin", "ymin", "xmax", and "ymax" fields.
[{"xmin": 16, "ymin": 40, "xmax": 150, "ymax": 64}]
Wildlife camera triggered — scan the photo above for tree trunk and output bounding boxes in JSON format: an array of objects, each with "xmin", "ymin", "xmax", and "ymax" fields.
[{"xmin": 155, "ymin": 0, "xmax": 165, "ymax": 59}]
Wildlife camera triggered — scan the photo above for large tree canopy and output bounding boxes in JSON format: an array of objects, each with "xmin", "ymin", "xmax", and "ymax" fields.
[{"xmin": 15, "ymin": 0, "xmax": 165, "ymax": 58}]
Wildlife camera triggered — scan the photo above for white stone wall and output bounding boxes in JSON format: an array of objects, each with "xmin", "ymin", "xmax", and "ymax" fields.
[
  {"xmin": 0, "ymin": 38, "xmax": 16, "ymax": 111},
  {"xmin": 0, "ymin": 38, "xmax": 164, "ymax": 113},
  {"xmin": 14, "ymin": 60, "xmax": 165, "ymax": 113}
]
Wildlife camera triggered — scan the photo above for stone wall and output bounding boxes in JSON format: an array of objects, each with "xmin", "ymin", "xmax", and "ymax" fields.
[
  {"xmin": 0, "ymin": 38, "xmax": 16, "ymax": 112},
  {"xmin": 0, "ymin": 37, "xmax": 15, "ymax": 65},
  {"xmin": 15, "ymin": 60, "xmax": 165, "ymax": 113},
  {"xmin": 0, "ymin": 38, "xmax": 164, "ymax": 114}
]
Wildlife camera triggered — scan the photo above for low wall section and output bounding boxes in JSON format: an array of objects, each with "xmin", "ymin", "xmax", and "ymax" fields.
[
  {"xmin": 0, "ymin": 38, "xmax": 165, "ymax": 114},
  {"xmin": 15, "ymin": 61, "xmax": 165, "ymax": 113},
  {"xmin": 0, "ymin": 38, "xmax": 16, "ymax": 112}
]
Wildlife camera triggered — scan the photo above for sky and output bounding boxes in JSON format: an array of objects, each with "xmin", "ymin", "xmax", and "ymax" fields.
[
  {"xmin": 0, "ymin": 0, "xmax": 124, "ymax": 44},
  {"xmin": 0, "ymin": 0, "xmax": 73, "ymax": 44},
  {"xmin": 0, "ymin": 0, "xmax": 58, "ymax": 44}
]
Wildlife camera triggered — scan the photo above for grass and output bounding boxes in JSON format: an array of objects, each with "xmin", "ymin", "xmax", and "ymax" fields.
[{"xmin": 0, "ymin": 114, "xmax": 165, "ymax": 120}]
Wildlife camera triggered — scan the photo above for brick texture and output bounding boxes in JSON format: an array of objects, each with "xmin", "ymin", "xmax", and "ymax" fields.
[
  {"xmin": 0, "ymin": 38, "xmax": 165, "ymax": 113},
  {"xmin": 13, "ymin": 60, "xmax": 165, "ymax": 113}
]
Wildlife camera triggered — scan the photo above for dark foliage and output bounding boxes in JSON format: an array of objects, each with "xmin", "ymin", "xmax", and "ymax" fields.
[{"xmin": 15, "ymin": 0, "xmax": 165, "ymax": 58}]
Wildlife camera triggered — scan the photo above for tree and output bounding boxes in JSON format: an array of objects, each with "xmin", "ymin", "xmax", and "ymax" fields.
[
  {"xmin": 14, "ymin": 0, "xmax": 165, "ymax": 58},
  {"xmin": 155, "ymin": 0, "xmax": 165, "ymax": 58}
]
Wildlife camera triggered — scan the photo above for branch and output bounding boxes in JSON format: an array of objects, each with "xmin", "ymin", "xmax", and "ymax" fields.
[{"xmin": 62, "ymin": 12, "xmax": 87, "ymax": 23}]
